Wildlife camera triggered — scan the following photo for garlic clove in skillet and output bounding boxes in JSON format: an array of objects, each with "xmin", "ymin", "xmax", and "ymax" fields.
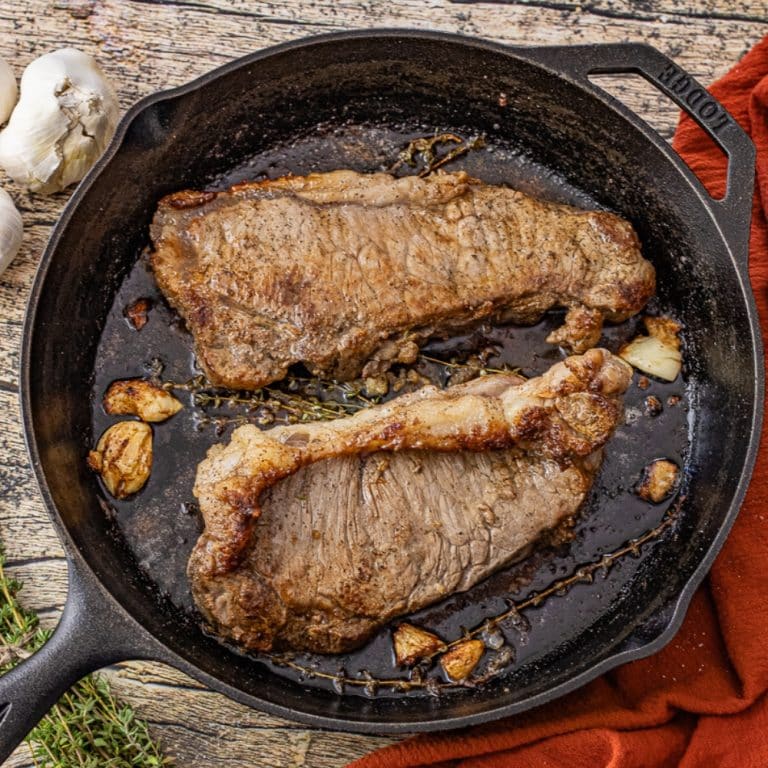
[
  {"xmin": 87, "ymin": 421, "xmax": 152, "ymax": 499},
  {"xmin": 0, "ymin": 188, "xmax": 22, "ymax": 276},
  {"xmin": 0, "ymin": 48, "xmax": 119, "ymax": 194},
  {"xmin": 440, "ymin": 638, "xmax": 485, "ymax": 682},
  {"xmin": 103, "ymin": 379, "xmax": 183, "ymax": 423},
  {"xmin": 637, "ymin": 458, "xmax": 680, "ymax": 503},
  {"xmin": 619, "ymin": 315, "xmax": 682, "ymax": 382},
  {"xmin": 393, "ymin": 623, "xmax": 443, "ymax": 667},
  {"xmin": 0, "ymin": 57, "xmax": 17, "ymax": 126}
]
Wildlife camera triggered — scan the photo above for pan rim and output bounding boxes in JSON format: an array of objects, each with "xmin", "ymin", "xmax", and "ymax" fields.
[{"xmin": 20, "ymin": 29, "xmax": 765, "ymax": 733}]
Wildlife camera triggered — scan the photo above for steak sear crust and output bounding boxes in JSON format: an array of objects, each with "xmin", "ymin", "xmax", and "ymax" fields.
[
  {"xmin": 188, "ymin": 349, "xmax": 631, "ymax": 653},
  {"xmin": 151, "ymin": 171, "xmax": 654, "ymax": 389}
]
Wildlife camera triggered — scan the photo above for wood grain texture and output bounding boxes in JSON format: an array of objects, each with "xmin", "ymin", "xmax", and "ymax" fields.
[{"xmin": 0, "ymin": 1, "xmax": 762, "ymax": 766}]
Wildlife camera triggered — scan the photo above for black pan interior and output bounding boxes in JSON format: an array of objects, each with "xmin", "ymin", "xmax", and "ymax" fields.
[{"xmin": 26, "ymin": 35, "xmax": 758, "ymax": 728}]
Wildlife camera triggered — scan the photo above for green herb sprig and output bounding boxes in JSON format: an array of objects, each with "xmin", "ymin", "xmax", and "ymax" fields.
[
  {"xmin": 0, "ymin": 549, "xmax": 169, "ymax": 767},
  {"xmin": 391, "ymin": 133, "xmax": 486, "ymax": 176}
]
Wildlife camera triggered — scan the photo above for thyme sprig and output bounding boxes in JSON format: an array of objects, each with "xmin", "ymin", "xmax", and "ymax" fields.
[
  {"xmin": 166, "ymin": 372, "xmax": 388, "ymax": 432},
  {"xmin": 419, "ymin": 499, "xmax": 682, "ymax": 668},
  {"xmin": 0, "ymin": 549, "xmax": 169, "ymax": 767},
  {"xmin": 418, "ymin": 354, "xmax": 518, "ymax": 377},
  {"xmin": 266, "ymin": 501, "xmax": 682, "ymax": 692},
  {"xmin": 391, "ymin": 133, "xmax": 486, "ymax": 176},
  {"xmin": 167, "ymin": 352, "xmax": 516, "ymax": 432}
]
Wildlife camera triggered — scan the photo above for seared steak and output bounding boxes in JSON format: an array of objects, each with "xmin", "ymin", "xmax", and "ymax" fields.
[
  {"xmin": 188, "ymin": 350, "xmax": 631, "ymax": 653},
  {"xmin": 151, "ymin": 171, "xmax": 654, "ymax": 389}
]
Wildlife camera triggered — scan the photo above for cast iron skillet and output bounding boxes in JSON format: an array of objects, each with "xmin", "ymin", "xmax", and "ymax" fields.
[{"xmin": 1, "ymin": 31, "xmax": 762, "ymax": 759}]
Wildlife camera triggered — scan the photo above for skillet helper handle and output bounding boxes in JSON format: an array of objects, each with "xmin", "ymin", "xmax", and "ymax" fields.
[
  {"xmin": 523, "ymin": 43, "xmax": 755, "ymax": 262},
  {"xmin": 0, "ymin": 558, "xmax": 142, "ymax": 762}
]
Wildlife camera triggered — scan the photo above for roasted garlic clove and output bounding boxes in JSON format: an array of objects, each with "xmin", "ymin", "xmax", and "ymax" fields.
[
  {"xmin": 637, "ymin": 459, "xmax": 680, "ymax": 503},
  {"xmin": 440, "ymin": 638, "xmax": 485, "ymax": 682},
  {"xmin": 393, "ymin": 623, "xmax": 443, "ymax": 666},
  {"xmin": 103, "ymin": 379, "xmax": 182, "ymax": 423},
  {"xmin": 87, "ymin": 421, "xmax": 152, "ymax": 499},
  {"xmin": 619, "ymin": 315, "xmax": 682, "ymax": 382},
  {"xmin": 644, "ymin": 316, "xmax": 682, "ymax": 347}
]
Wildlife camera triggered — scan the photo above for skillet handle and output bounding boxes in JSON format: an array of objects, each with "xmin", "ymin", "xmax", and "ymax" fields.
[
  {"xmin": 521, "ymin": 43, "xmax": 756, "ymax": 261},
  {"xmin": 0, "ymin": 557, "xmax": 149, "ymax": 762}
]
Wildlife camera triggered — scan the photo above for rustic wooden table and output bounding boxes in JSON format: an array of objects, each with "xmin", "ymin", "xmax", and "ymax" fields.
[{"xmin": 0, "ymin": 1, "xmax": 764, "ymax": 766}]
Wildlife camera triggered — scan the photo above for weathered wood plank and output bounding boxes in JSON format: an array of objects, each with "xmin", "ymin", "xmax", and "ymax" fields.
[
  {"xmin": 452, "ymin": 0, "xmax": 767, "ymax": 24},
  {"xmin": 0, "ymin": 1, "xmax": 761, "ymax": 766},
  {"xmin": 105, "ymin": 662, "xmax": 397, "ymax": 767},
  {"xmin": 0, "ymin": 391, "xmax": 64, "ymax": 561}
]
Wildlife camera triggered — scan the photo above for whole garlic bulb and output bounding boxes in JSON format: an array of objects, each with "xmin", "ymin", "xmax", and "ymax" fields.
[
  {"xmin": 0, "ymin": 188, "xmax": 22, "ymax": 275},
  {"xmin": 0, "ymin": 48, "xmax": 119, "ymax": 193},
  {"xmin": 0, "ymin": 57, "xmax": 17, "ymax": 125}
]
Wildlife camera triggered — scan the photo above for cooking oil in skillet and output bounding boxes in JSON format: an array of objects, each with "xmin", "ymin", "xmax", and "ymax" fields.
[{"xmin": 90, "ymin": 123, "xmax": 689, "ymax": 698}]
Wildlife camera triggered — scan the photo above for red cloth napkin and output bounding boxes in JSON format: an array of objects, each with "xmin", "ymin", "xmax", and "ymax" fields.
[{"xmin": 352, "ymin": 37, "xmax": 768, "ymax": 768}]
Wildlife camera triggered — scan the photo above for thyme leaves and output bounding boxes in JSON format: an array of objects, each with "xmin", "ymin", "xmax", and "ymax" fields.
[
  {"xmin": 0, "ymin": 548, "xmax": 169, "ymax": 767},
  {"xmin": 264, "ymin": 501, "xmax": 682, "ymax": 693},
  {"xmin": 390, "ymin": 132, "xmax": 486, "ymax": 177},
  {"xmin": 166, "ymin": 350, "xmax": 516, "ymax": 433}
]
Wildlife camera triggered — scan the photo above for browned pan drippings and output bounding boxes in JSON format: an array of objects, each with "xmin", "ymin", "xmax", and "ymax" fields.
[{"xmin": 90, "ymin": 125, "xmax": 690, "ymax": 698}]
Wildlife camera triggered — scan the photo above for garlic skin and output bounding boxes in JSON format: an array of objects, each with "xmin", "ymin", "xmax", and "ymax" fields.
[
  {"xmin": 0, "ymin": 57, "xmax": 17, "ymax": 125},
  {"xmin": 0, "ymin": 188, "xmax": 22, "ymax": 276},
  {"xmin": 0, "ymin": 48, "xmax": 119, "ymax": 193}
]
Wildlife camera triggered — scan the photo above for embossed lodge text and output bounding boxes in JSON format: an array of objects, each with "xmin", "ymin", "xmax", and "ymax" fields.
[{"xmin": 659, "ymin": 63, "xmax": 730, "ymax": 134}]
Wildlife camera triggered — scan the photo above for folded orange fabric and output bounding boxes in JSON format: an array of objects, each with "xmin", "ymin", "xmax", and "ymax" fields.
[{"xmin": 352, "ymin": 37, "xmax": 768, "ymax": 768}]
